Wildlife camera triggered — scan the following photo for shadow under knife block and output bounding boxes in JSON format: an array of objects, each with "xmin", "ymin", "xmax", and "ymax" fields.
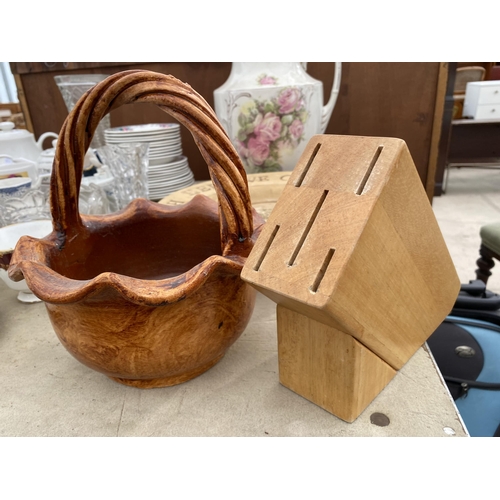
[{"xmin": 241, "ymin": 135, "xmax": 460, "ymax": 423}]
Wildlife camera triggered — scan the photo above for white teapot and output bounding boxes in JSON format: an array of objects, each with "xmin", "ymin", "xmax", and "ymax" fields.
[
  {"xmin": 214, "ymin": 62, "xmax": 341, "ymax": 173},
  {"xmin": 0, "ymin": 121, "xmax": 58, "ymax": 162}
]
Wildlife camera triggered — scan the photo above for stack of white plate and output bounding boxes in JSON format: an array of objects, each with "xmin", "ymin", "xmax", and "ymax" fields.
[
  {"xmin": 147, "ymin": 155, "xmax": 194, "ymax": 201},
  {"xmin": 104, "ymin": 123, "xmax": 194, "ymax": 200}
]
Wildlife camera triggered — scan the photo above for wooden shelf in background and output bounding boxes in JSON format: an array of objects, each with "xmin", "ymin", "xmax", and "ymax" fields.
[{"xmin": 10, "ymin": 62, "xmax": 450, "ymax": 200}]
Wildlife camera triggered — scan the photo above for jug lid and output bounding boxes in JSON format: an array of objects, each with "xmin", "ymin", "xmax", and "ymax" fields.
[{"xmin": 0, "ymin": 121, "xmax": 33, "ymax": 142}]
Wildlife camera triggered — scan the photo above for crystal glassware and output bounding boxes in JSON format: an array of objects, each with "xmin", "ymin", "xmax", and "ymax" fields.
[{"xmin": 54, "ymin": 74, "xmax": 110, "ymax": 148}]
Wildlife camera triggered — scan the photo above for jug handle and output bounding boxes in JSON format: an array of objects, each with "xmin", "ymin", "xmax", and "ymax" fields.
[
  {"xmin": 320, "ymin": 62, "xmax": 342, "ymax": 134},
  {"xmin": 36, "ymin": 132, "xmax": 58, "ymax": 150}
]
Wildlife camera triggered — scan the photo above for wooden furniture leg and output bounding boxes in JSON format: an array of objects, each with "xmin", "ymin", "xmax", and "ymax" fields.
[{"xmin": 476, "ymin": 244, "xmax": 499, "ymax": 285}]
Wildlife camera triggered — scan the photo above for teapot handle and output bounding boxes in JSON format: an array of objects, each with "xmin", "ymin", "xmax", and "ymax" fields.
[
  {"xmin": 320, "ymin": 62, "xmax": 342, "ymax": 133},
  {"xmin": 36, "ymin": 132, "xmax": 58, "ymax": 150}
]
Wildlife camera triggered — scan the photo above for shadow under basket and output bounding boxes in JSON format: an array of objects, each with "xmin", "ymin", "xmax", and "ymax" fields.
[{"xmin": 8, "ymin": 70, "xmax": 264, "ymax": 388}]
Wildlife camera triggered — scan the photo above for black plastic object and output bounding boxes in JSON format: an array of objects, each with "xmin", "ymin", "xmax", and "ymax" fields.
[
  {"xmin": 427, "ymin": 321, "xmax": 484, "ymax": 400},
  {"xmin": 454, "ymin": 280, "xmax": 500, "ymax": 311}
]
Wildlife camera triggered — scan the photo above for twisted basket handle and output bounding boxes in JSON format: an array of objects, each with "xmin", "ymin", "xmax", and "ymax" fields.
[{"xmin": 50, "ymin": 70, "xmax": 254, "ymax": 254}]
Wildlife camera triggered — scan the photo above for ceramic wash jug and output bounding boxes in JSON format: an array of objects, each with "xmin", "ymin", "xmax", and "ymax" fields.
[{"xmin": 214, "ymin": 62, "xmax": 341, "ymax": 173}]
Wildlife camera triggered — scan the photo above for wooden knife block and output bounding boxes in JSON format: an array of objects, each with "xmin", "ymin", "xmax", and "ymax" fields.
[{"xmin": 241, "ymin": 135, "xmax": 460, "ymax": 422}]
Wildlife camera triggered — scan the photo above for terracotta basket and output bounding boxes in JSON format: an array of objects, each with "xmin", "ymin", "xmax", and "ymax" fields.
[{"xmin": 8, "ymin": 70, "xmax": 264, "ymax": 388}]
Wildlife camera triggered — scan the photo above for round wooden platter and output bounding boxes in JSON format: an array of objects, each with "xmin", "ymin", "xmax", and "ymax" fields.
[{"xmin": 159, "ymin": 171, "xmax": 291, "ymax": 220}]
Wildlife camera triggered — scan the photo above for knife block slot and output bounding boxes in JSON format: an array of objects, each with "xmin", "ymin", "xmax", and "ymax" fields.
[
  {"xmin": 253, "ymin": 224, "xmax": 280, "ymax": 272},
  {"xmin": 310, "ymin": 248, "xmax": 336, "ymax": 293},
  {"xmin": 356, "ymin": 145, "xmax": 383, "ymax": 195},
  {"xmin": 288, "ymin": 189, "xmax": 329, "ymax": 266},
  {"xmin": 294, "ymin": 142, "xmax": 321, "ymax": 187}
]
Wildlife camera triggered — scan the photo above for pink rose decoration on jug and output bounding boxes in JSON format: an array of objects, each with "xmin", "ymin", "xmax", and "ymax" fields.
[
  {"xmin": 247, "ymin": 137, "xmax": 270, "ymax": 166},
  {"xmin": 289, "ymin": 119, "xmax": 304, "ymax": 141},
  {"xmin": 235, "ymin": 86, "xmax": 310, "ymax": 172},
  {"xmin": 257, "ymin": 74, "xmax": 278, "ymax": 86},
  {"xmin": 277, "ymin": 88, "xmax": 303, "ymax": 114},
  {"xmin": 214, "ymin": 63, "xmax": 342, "ymax": 173},
  {"xmin": 254, "ymin": 112, "xmax": 282, "ymax": 142}
]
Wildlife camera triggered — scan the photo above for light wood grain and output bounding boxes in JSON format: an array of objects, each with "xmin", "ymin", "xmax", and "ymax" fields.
[
  {"xmin": 277, "ymin": 305, "xmax": 396, "ymax": 423},
  {"xmin": 242, "ymin": 134, "xmax": 460, "ymax": 369},
  {"xmin": 242, "ymin": 134, "xmax": 460, "ymax": 421}
]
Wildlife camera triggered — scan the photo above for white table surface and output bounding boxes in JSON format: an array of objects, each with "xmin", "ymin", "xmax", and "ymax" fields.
[{"xmin": 0, "ymin": 282, "xmax": 467, "ymax": 437}]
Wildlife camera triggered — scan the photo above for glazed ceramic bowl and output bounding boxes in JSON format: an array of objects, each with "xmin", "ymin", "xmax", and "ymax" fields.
[
  {"xmin": 0, "ymin": 177, "xmax": 32, "ymax": 196},
  {"xmin": 0, "ymin": 219, "xmax": 52, "ymax": 302},
  {"xmin": 9, "ymin": 70, "xmax": 264, "ymax": 388}
]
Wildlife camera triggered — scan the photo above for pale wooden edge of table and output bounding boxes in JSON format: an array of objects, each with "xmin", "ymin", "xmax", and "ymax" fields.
[{"xmin": 158, "ymin": 171, "xmax": 291, "ymax": 211}]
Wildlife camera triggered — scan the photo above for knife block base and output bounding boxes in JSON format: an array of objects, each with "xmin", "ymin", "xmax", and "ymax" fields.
[{"xmin": 277, "ymin": 305, "xmax": 397, "ymax": 423}]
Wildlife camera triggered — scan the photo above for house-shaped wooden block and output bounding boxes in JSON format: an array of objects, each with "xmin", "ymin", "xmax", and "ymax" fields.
[{"xmin": 241, "ymin": 135, "xmax": 460, "ymax": 422}]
